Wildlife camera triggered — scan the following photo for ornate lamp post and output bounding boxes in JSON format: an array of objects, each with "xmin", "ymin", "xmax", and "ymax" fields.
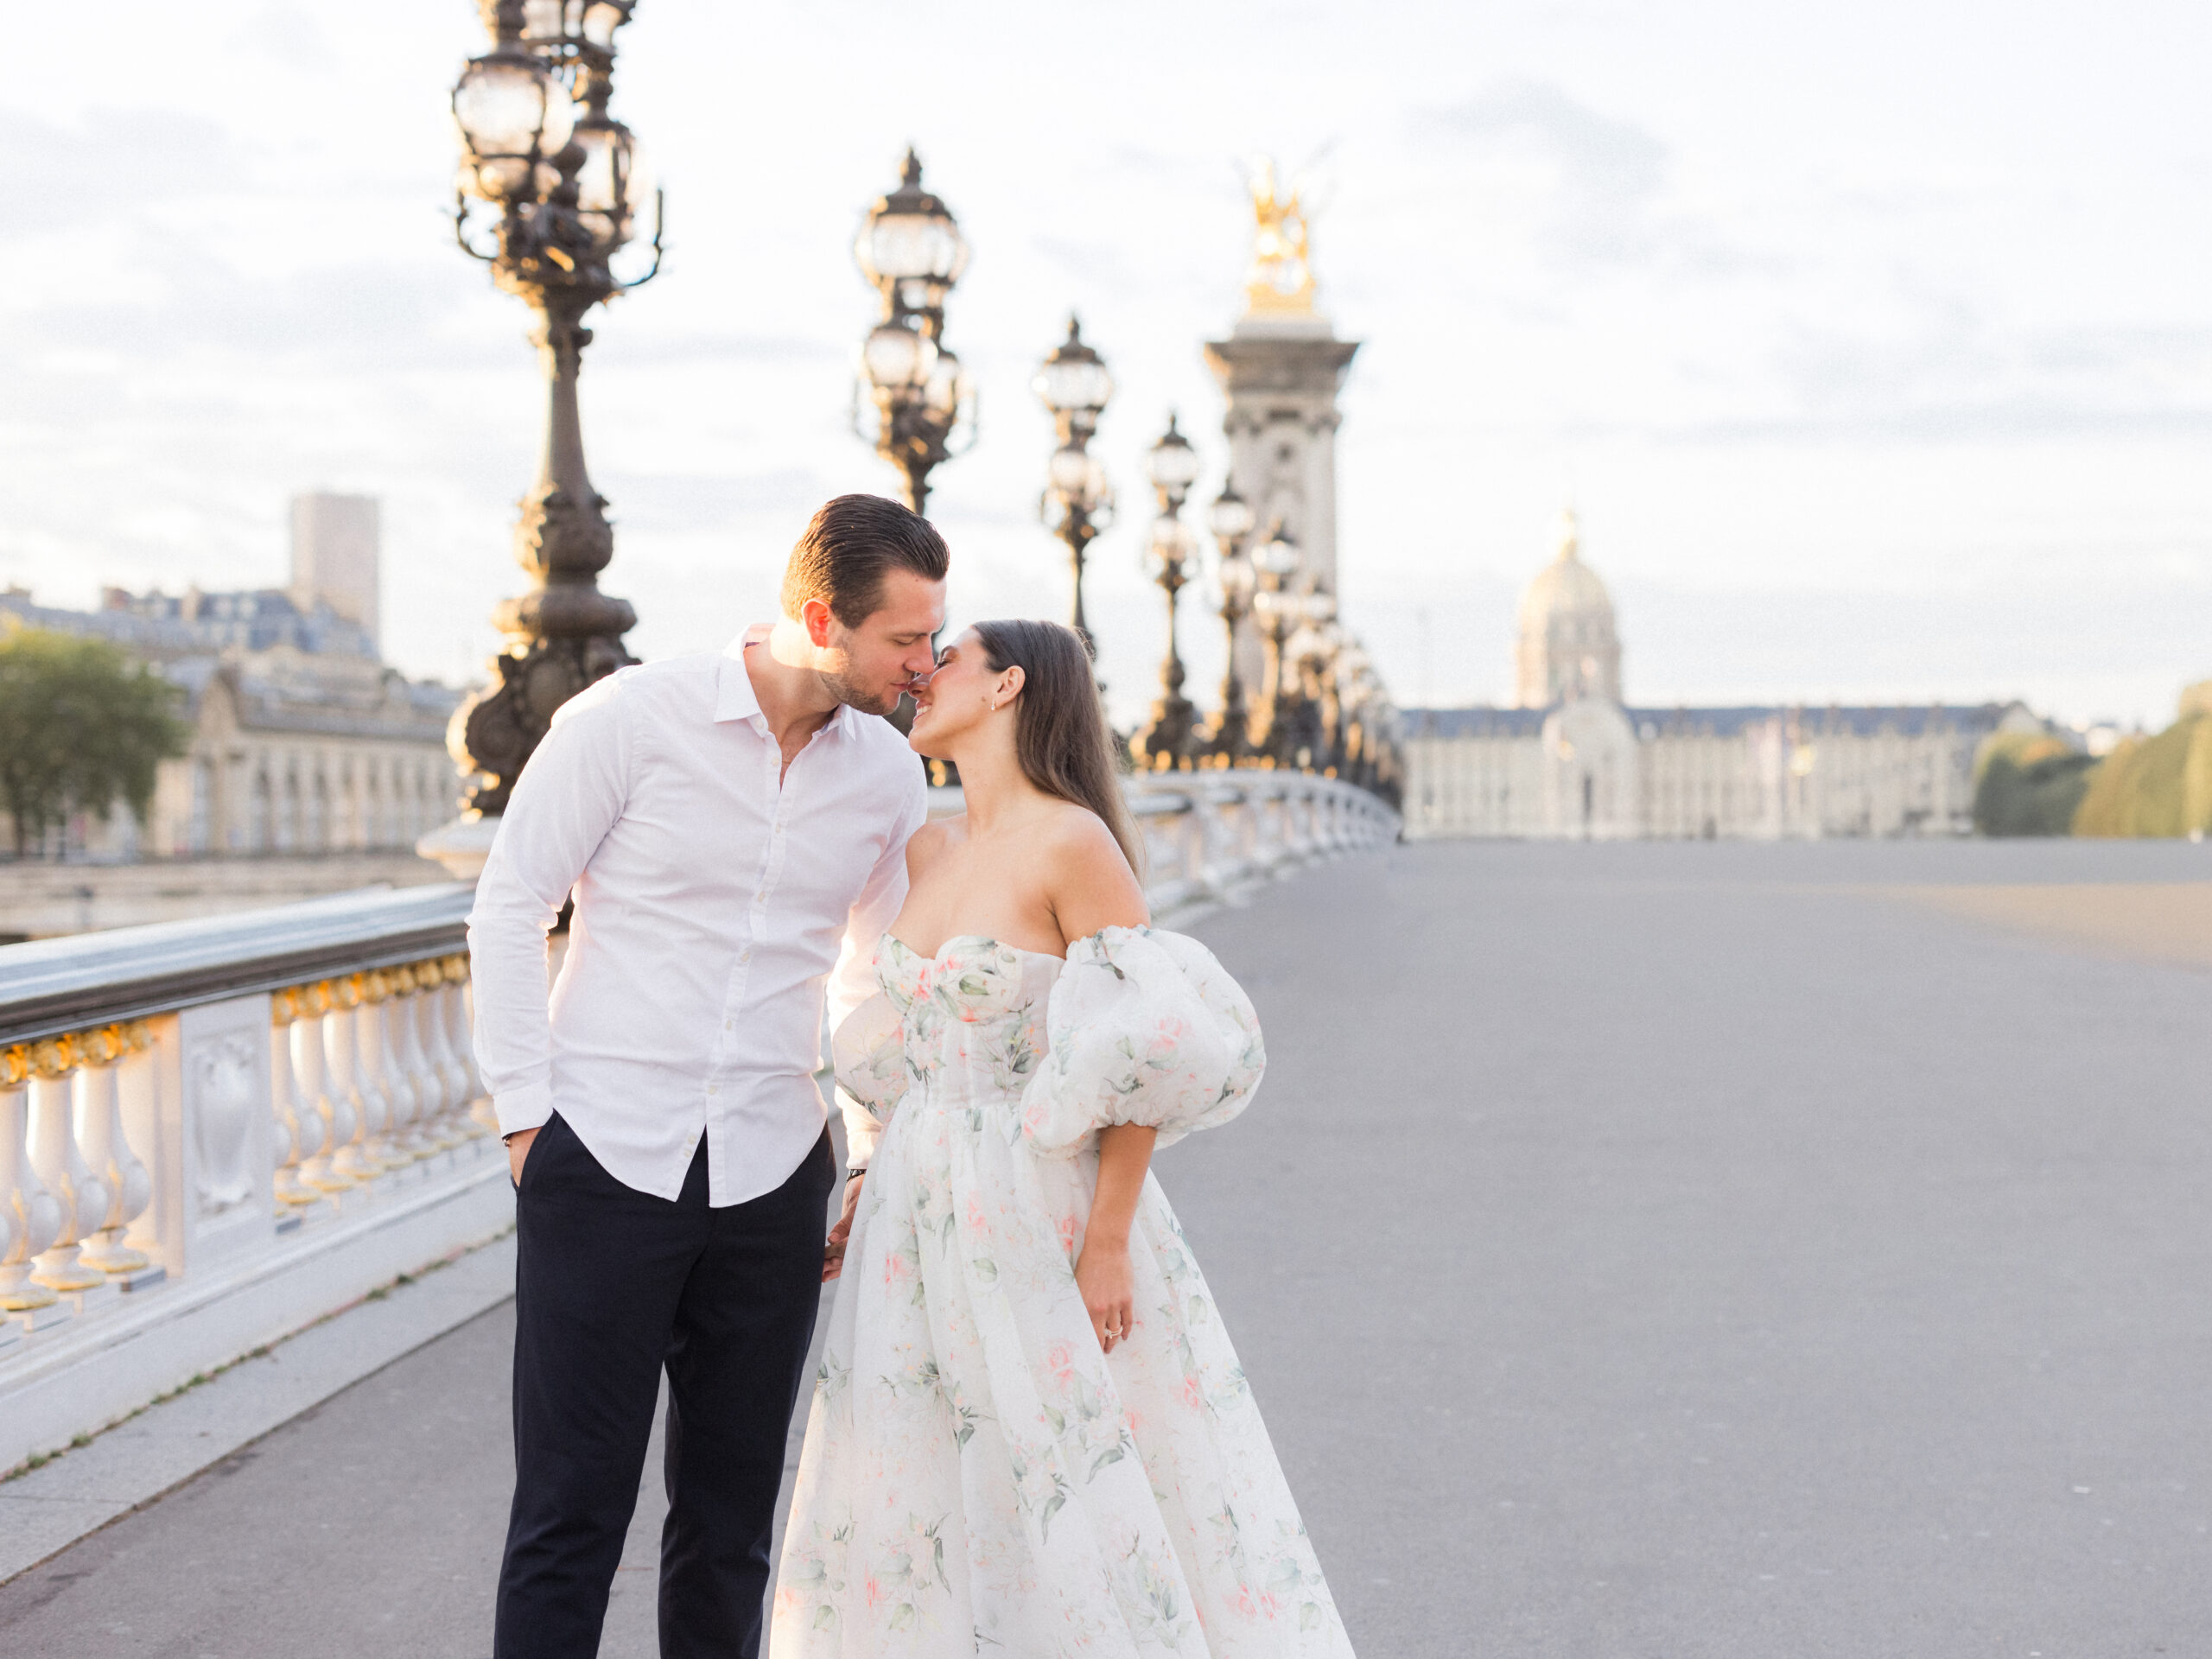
[
  {"xmin": 853, "ymin": 150, "xmax": 975, "ymax": 514},
  {"xmin": 1331, "ymin": 638, "xmax": 1370, "ymax": 777},
  {"xmin": 1204, "ymin": 486, "xmax": 1256, "ymax": 763},
  {"xmin": 1034, "ymin": 317, "xmax": 1115, "ymax": 655},
  {"xmin": 1274, "ymin": 602, "xmax": 1334, "ymax": 772},
  {"xmin": 1133, "ymin": 414, "xmax": 1204, "ymax": 769},
  {"xmin": 442, "ymin": 0, "xmax": 661, "ymax": 822},
  {"xmin": 1247, "ymin": 523, "xmax": 1306, "ymax": 765}
]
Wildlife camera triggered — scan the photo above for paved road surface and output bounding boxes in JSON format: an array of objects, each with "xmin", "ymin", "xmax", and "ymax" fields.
[{"xmin": 5, "ymin": 839, "xmax": 2209, "ymax": 1655}]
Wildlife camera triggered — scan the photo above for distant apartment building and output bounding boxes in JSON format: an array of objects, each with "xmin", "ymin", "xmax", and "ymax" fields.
[{"xmin": 0, "ymin": 493, "xmax": 461, "ymax": 860}]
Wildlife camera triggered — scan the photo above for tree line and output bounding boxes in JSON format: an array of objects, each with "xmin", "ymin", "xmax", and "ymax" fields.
[
  {"xmin": 0, "ymin": 626, "xmax": 188, "ymax": 859},
  {"xmin": 1974, "ymin": 695, "xmax": 2212, "ymax": 838}
]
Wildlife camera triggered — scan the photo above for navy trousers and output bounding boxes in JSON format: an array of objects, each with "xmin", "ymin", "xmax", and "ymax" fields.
[{"xmin": 493, "ymin": 1114, "xmax": 836, "ymax": 1659}]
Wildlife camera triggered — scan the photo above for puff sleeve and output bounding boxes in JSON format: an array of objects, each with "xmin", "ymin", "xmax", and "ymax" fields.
[
  {"xmin": 1017, "ymin": 926, "xmax": 1265, "ymax": 1159},
  {"xmin": 831, "ymin": 991, "xmax": 908, "ymax": 1169}
]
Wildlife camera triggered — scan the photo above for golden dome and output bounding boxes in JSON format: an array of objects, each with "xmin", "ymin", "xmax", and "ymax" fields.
[
  {"xmin": 1513, "ymin": 507, "xmax": 1623, "ymax": 708},
  {"xmin": 1516, "ymin": 508, "xmax": 1615, "ymax": 631}
]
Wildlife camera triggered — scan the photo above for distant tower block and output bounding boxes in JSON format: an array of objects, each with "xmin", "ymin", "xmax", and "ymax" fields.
[
  {"xmin": 289, "ymin": 493, "xmax": 381, "ymax": 650},
  {"xmin": 1205, "ymin": 161, "xmax": 1359, "ymax": 697}
]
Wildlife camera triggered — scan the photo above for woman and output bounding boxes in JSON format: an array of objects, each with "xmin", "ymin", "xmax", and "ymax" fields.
[{"xmin": 772, "ymin": 620, "xmax": 1355, "ymax": 1658}]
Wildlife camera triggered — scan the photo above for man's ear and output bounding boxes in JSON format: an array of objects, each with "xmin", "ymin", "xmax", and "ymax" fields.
[{"xmin": 801, "ymin": 597, "xmax": 837, "ymax": 649}]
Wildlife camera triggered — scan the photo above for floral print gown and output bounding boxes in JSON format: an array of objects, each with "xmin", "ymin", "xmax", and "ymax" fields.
[{"xmin": 771, "ymin": 926, "xmax": 1356, "ymax": 1658}]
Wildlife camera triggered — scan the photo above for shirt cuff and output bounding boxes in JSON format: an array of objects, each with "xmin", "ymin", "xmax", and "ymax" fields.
[
  {"xmin": 492, "ymin": 1081, "xmax": 555, "ymax": 1139},
  {"xmin": 837, "ymin": 1091, "xmax": 882, "ymax": 1170}
]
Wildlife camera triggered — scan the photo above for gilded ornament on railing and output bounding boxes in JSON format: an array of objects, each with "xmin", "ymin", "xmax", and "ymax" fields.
[{"xmin": 28, "ymin": 1036, "xmax": 75, "ymax": 1081}]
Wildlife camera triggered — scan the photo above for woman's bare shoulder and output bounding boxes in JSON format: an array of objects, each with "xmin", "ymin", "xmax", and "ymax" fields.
[
  {"xmin": 904, "ymin": 814, "xmax": 962, "ymax": 875},
  {"xmin": 1036, "ymin": 800, "xmax": 1147, "ymax": 934}
]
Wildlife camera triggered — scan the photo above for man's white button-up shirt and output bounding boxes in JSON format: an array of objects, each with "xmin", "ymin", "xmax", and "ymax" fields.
[{"xmin": 467, "ymin": 632, "xmax": 925, "ymax": 1205}]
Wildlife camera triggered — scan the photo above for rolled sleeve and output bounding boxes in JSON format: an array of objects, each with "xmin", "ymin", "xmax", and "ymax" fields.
[
  {"xmin": 491, "ymin": 1077, "xmax": 556, "ymax": 1140},
  {"xmin": 837, "ymin": 1089, "xmax": 883, "ymax": 1169},
  {"xmin": 822, "ymin": 766, "xmax": 924, "ymax": 1167},
  {"xmin": 826, "ymin": 766, "xmax": 924, "ymax": 1046}
]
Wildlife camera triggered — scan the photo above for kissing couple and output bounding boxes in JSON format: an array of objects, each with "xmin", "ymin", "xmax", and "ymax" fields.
[{"xmin": 468, "ymin": 494, "xmax": 1357, "ymax": 1657}]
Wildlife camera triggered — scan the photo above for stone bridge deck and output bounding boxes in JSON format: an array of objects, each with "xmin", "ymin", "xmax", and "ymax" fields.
[{"xmin": 3, "ymin": 839, "xmax": 2209, "ymax": 1656}]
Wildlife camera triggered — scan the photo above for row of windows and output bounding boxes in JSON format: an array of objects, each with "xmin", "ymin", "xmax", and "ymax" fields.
[{"xmin": 176, "ymin": 748, "xmax": 453, "ymax": 856}]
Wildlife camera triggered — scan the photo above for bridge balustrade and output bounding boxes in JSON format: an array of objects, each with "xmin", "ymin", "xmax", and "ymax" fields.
[{"xmin": 0, "ymin": 771, "xmax": 1397, "ymax": 1475}]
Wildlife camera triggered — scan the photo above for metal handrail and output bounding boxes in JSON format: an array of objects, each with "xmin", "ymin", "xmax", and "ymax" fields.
[{"xmin": 0, "ymin": 885, "xmax": 474, "ymax": 1047}]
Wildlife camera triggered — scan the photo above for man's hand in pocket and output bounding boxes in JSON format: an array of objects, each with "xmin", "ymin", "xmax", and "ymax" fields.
[{"xmin": 505, "ymin": 1126, "xmax": 540, "ymax": 1185}]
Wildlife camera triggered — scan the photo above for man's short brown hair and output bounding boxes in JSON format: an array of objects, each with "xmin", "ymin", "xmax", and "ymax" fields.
[{"xmin": 781, "ymin": 494, "xmax": 950, "ymax": 627}]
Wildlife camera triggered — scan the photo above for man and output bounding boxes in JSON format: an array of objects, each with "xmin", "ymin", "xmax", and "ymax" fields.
[{"xmin": 469, "ymin": 493, "xmax": 947, "ymax": 1658}]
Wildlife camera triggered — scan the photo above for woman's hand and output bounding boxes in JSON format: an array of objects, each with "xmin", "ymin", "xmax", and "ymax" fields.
[
  {"xmin": 1077, "ymin": 1122, "xmax": 1156, "ymax": 1356},
  {"xmin": 823, "ymin": 1172, "xmax": 863, "ymax": 1282},
  {"xmin": 1074, "ymin": 1236, "xmax": 1135, "ymax": 1355}
]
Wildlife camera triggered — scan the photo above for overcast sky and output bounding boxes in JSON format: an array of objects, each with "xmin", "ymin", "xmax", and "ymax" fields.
[{"xmin": 5, "ymin": 1, "xmax": 2209, "ymax": 729}]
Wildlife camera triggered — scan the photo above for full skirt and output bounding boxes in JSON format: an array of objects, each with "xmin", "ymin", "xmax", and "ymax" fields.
[{"xmin": 769, "ymin": 1086, "xmax": 1355, "ymax": 1657}]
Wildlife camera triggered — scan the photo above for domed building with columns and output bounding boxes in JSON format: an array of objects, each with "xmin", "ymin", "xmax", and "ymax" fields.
[{"xmin": 1402, "ymin": 512, "xmax": 2040, "ymax": 840}]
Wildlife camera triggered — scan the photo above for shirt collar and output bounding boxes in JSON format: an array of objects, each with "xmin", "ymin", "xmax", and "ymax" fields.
[{"xmin": 716, "ymin": 626, "xmax": 853, "ymax": 740}]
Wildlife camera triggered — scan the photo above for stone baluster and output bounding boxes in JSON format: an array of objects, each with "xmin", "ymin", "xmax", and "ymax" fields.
[
  {"xmin": 71, "ymin": 1024, "xmax": 155, "ymax": 1277},
  {"xmin": 270, "ymin": 991, "xmax": 322, "ymax": 1211},
  {"xmin": 444, "ymin": 955, "xmax": 497, "ymax": 1135},
  {"xmin": 391, "ymin": 964, "xmax": 449, "ymax": 1153},
  {"xmin": 361, "ymin": 969, "xmax": 422, "ymax": 1164},
  {"xmin": 27, "ymin": 1037, "xmax": 110, "ymax": 1294},
  {"xmin": 292, "ymin": 982, "xmax": 356, "ymax": 1193},
  {"xmin": 321, "ymin": 976, "xmax": 388, "ymax": 1179},
  {"xmin": 1182, "ymin": 808, "xmax": 1211, "ymax": 899},
  {"xmin": 415, "ymin": 959, "xmax": 470, "ymax": 1147},
  {"xmin": 391, "ymin": 967, "xmax": 438, "ymax": 1157},
  {"xmin": 0, "ymin": 1045, "xmax": 63, "ymax": 1316},
  {"xmin": 0, "ymin": 1057, "xmax": 19, "ymax": 1304},
  {"xmin": 365, "ymin": 969, "xmax": 426, "ymax": 1161}
]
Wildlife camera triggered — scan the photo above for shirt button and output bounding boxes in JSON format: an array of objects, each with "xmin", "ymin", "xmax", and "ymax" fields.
[{"xmin": 706, "ymin": 1085, "xmax": 718, "ymax": 1097}]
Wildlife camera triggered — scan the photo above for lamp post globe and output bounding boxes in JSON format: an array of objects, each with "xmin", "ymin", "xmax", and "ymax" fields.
[
  {"xmin": 1143, "ymin": 410, "xmax": 1202, "ymax": 512},
  {"xmin": 451, "ymin": 29, "xmax": 573, "ymax": 205},
  {"xmin": 1208, "ymin": 486, "xmax": 1255, "ymax": 548},
  {"xmin": 855, "ymin": 149, "xmax": 971, "ymax": 313},
  {"xmin": 1034, "ymin": 317, "xmax": 1114, "ymax": 439}
]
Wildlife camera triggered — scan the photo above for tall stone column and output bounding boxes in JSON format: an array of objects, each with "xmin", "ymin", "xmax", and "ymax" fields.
[{"xmin": 1203, "ymin": 163, "xmax": 1359, "ymax": 709}]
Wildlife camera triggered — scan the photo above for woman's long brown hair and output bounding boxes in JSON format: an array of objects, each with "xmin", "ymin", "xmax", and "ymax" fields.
[{"xmin": 971, "ymin": 619, "xmax": 1144, "ymax": 876}]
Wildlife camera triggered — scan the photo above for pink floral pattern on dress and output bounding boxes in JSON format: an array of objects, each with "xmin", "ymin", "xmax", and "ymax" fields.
[{"xmin": 772, "ymin": 928, "xmax": 1353, "ymax": 1659}]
